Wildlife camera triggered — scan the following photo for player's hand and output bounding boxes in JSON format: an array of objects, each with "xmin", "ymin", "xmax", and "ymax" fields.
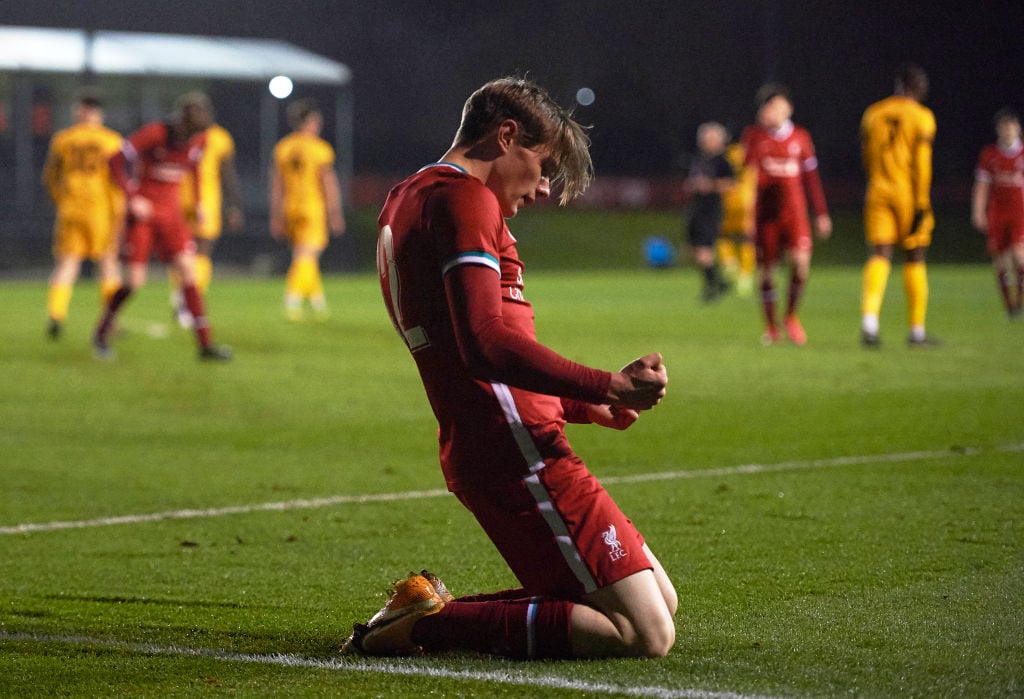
[
  {"xmin": 128, "ymin": 195, "xmax": 153, "ymax": 221},
  {"xmin": 329, "ymin": 212, "xmax": 346, "ymax": 236},
  {"xmin": 815, "ymin": 214, "xmax": 832, "ymax": 239},
  {"xmin": 270, "ymin": 216, "xmax": 284, "ymax": 240},
  {"xmin": 971, "ymin": 211, "xmax": 987, "ymax": 233},
  {"xmin": 607, "ymin": 353, "xmax": 667, "ymax": 410},
  {"xmin": 587, "ymin": 404, "xmax": 640, "ymax": 430},
  {"xmin": 226, "ymin": 206, "xmax": 244, "ymax": 232},
  {"xmin": 911, "ymin": 207, "xmax": 930, "ymax": 235}
]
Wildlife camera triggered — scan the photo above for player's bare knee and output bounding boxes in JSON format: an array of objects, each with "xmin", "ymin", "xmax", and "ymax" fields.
[{"xmin": 630, "ymin": 613, "xmax": 676, "ymax": 658}]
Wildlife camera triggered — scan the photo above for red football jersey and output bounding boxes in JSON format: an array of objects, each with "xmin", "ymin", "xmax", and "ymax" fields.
[
  {"xmin": 975, "ymin": 141, "xmax": 1024, "ymax": 221},
  {"xmin": 112, "ymin": 122, "xmax": 205, "ymax": 207},
  {"xmin": 741, "ymin": 121, "xmax": 828, "ymax": 226},
  {"xmin": 377, "ymin": 163, "xmax": 609, "ymax": 490}
]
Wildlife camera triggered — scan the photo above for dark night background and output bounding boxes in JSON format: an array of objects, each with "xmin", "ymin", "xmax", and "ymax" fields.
[{"xmin": 3, "ymin": 1, "xmax": 1024, "ymax": 196}]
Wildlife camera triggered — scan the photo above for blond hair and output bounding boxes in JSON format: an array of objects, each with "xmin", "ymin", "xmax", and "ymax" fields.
[{"xmin": 454, "ymin": 77, "xmax": 593, "ymax": 205}]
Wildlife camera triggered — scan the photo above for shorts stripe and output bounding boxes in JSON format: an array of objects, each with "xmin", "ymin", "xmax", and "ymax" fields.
[
  {"xmin": 491, "ymin": 382, "xmax": 598, "ymax": 593},
  {"xmin": 525, "ymin": 597, "xmax": 539, "ymax": 658},
  {"xmin": 523, "ymin": 473, "xmax": 599, "ymax": 593}
]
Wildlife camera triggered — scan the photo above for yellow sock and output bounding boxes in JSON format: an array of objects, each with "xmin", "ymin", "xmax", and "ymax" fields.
[
  {"xmin": 904, "ymin": 261, "xmax": 929, "ymax": 328},
  {"xmin": 168, "ymin": 266, "xmax": 182, "ymax": 292},
  {"xmin": 296, "ymin": 256, "xmax": 320, "ymax": 299},
  {"xmin": 308, "ymin": 261, "xmax": 324, "ymax": 300},
  {"xmin": 861, "ymin": 255, "xmax": 892, "ymax": 317},
  {"xmin": 717, "ymin": 239, "xmax": 737, "ymax": 275},
  {"xmin": 285, "ymin": 259, "xmax": 303, "ymax": 299},
  {"xmin": 47, "ymin": 283, "xmax": 73, "ymax": 322},
  {"xmin": 194, "ymin": 254, "xmax": 212, "ymax": 296},
  {"xmin": 100, "ymin": 278, "xmax": 121, "ymax": 307},
  {"xmin": 740, "ymin": 241, "xmax": 756, "ymax": 276}
]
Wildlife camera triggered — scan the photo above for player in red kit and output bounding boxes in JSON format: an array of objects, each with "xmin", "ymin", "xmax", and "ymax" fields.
[
  {"xmin": 340, "ymin": 77, "xmax": 675, "ymax": 660},
  {"xmin": 972, "ymin": 107, "xmax": 1024, "ymax": 318},
  {"xmin": 93, "ymin": 92, "xmax": 231, "ymax": 360},
  {"xmin": 741, "ymin": 84, "xmax": 832, "ymax": 345}
]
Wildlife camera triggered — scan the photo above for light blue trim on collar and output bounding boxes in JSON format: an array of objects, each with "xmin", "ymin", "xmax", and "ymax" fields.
[{"xmin": 417, "ymin": 161, "xmax": 468, "ymax": 174}]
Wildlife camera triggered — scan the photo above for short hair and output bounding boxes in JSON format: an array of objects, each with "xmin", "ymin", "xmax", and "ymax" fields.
[
  {"xmin": 74, "ymin": 88, "xmax": 103, "ymax": 110},
  {"xmin": 895, "ymin": 63, "xmax": 928, "ymax": 100},
  {"xmin": 287, "ymin": 99, "xmax": 320, "ymax": 129},
  {"xmin": 994, "ymin": 107, "xmax": 1020, "ymax": 128},
  {"xmin": 453, "ymin": 76, "xmax": 593, "ymax": 205},
  {"xmin": 175, "ymin": 90, "xmax": 213, "ymax": 116},
  {"xmin": 697, "ymin": 121, "xmax": 728, "ymax": 143},
  {"xmin": 755, "ymin": 83, "xmax": 791, "ymax": 110}
]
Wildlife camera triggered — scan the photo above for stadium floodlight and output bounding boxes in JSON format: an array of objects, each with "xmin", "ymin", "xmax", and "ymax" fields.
[
  {"xmin": 575, "ymin": 87, "xmax": 595, "ymax": 107},
  {"xmin": 269, "ymin": 75, "xmax": 294, "ymax": 99}
]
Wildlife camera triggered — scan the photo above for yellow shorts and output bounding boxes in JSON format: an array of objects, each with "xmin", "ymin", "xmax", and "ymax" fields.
[
  {"xmin": 286, "ymin": 211, "xmax": 328, "ymax": 250},
  {"xmin": 52, "ymin": 208, "xmax": 117, "ymax": 260},
  {"xmin": 864, "ymin": 194, "xmax": 933, "ymax": 250}
]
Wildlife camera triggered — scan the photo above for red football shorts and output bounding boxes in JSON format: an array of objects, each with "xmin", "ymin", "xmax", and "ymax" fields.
[
  {"xmin": 756, "ymin": 218, "xmax": 812, "ymax": 266},
  {"xmin": 122, "ymin": 206, "xmax": 195, "ymax": 264},
  {"xmin": 986, "ymin": 211, "xmax": 1024, "ymax": 255},
  {"xmin": 453, "ymin": 455, "xmax": 651, "ymax": 599}
]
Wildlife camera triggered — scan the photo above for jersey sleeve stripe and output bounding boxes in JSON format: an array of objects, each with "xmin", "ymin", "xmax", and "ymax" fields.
[{"xmin": 441, "ymin": 250, "xmax": 500, "ymax": 275}]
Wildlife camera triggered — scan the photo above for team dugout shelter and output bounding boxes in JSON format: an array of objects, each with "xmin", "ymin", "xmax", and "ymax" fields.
[{"xmin": 0, "ymin": 25, "xmax": 353, "ymax": 271}]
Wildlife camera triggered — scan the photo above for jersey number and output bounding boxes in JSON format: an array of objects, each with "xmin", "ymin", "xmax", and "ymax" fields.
[{"xmin": 378, "ymin": 225, "xmax": 430, "ymax": 351}]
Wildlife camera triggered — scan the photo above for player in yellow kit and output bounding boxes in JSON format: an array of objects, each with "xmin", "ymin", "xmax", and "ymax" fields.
[
  {"xmin": 173, "ymin": 93, "xmax": 244, "ymax": 327},
  {"xmin": 718, "ymin": 140, "xmax": 757, "ymax": 297},
  {"xmin": 42, "ymin": 92, "xmax": 124, "ymax": 339},
  {"xmin": 860, "ymin": 63, "xmax": 939, "ymax": 348},
  {"xmin": 270, "ymin": 99, "xmax": 345, "ymax": 320}
]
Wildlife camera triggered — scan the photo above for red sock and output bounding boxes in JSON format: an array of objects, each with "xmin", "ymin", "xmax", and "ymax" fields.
[
  {"xmin": 182, "ymin": 284, "xmax": 212, "ymax": 348},
  {"xmin": 786, "ymin": 270, "xmax": 805, "ymax": 317},
  {"xmin": 412, "ymin": 597, "xmax": 574, "ymax": 659},
  {"xmin": 454, "ymin": 587, "xmax": 527, "ymax": 603},
  {"xmin": 760, "ymin": 278, "xmax": 776, "ymax": 328},
  {"xmin": 95, "ymin": 286, "xmax": 133, "ymax": 339}
]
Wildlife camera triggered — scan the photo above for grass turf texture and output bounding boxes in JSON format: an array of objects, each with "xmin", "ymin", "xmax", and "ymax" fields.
[{"xmin": 1, "ymin": 265, "xmax": 1021, "ymax": 698}]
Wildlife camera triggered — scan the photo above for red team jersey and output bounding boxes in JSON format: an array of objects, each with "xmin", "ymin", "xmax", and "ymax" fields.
[
  {"xmin": 377, "ymin": 163, "xmax": 653, "ymax": 596},
  {"xmin": 111, "ymin": 122, "xmax": 206, "ymax": 263},
  {"xmin": 975, "ymin": 141, "xmax": 1024, "ymax": 252},
  {"xmin": 741, "ymin": 122, "xmax": 828, "ymax": 261},
  {"xmin": 377, "ymin": 163, "xmax": 609, "ymax": 491}
]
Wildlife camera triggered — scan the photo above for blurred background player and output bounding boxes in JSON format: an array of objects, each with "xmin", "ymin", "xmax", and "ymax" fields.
[
  {"xmin": 683, "ymin": 121, "xmax": 735, "ymax": 303},
  {"xmin": 741, "ymin": 84, "xmax": 832, "ymax": 345},
  {"xmin": 171, "ymin": 93, "xmax": 244, "ymax": 328},
  {"xmin": 42, "ymin": 92, "xmax": 124, "ymax": 339},
  {"xmin": 718, "ymin": 138, "xmax": 757, "ymax": 297},
  {"xmin": 971, "ymin": 107, "xmax": 1024, "ymax": 319},
  {"xmin": 93, "ymin": 92, "xmax": 232, "ymax": 361},
  {"xmin": 860, "ymin": 63, "xmax": 938, "ymax": 348},
  {"xmin": 270, "ymin": 99, "xmax": 345, "ymax": 321}
]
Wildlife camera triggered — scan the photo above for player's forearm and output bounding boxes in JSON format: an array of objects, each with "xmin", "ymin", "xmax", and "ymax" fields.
[
  {"xmin": 971, "ymin": 180, "xmax": 989, "ymax": 226},
  {"xmin": 803, "ymin": 168, "xmax": 829, "ymax": 217},
  {"xmin": 459, "ymin": 312, "xmax": 610, "ymax": 404},
  {"xmin": 914, "ymin": 144, "xmax": 933, "ymax": 209},
  {"xmin": 447, "ymin": 266, "xmax": 610, "ymax": 404},
  {"xmin": 221, "ymin": 159, "xmax": 242, "ymax": 210},
  {"xmin": 108, "ymin": 150, "xmax": 135, "ymax": 196}
]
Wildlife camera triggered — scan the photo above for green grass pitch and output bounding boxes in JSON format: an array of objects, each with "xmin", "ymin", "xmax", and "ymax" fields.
[{"xmin": 1, "ymin": 264, "xmax": 1021, "ymax": 697}]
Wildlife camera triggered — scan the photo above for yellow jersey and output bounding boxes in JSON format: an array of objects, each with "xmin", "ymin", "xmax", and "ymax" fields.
[
  {"xmin": 272, "ymin": 131, "xmax": 335, "ymax": 218},
  {"xmin": 860, "ymin": 95, "xmax": 935, "ymax": 209},
  {"xmin": 720, "ymin": 143, "xmax": 756, "ymax": 235},
  {"xmin": 43, "ymin": 123, "xmax": 123, "ymax": 213},
  {"xmin": 181, "ymin": 123, "xmax": 236, "ymax": 238}
]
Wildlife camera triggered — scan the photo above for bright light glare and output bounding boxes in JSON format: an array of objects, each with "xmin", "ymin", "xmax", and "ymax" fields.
[
  {"xmin": 576, "ymin": 87, "xmax": 595, "ymax": 106},
  {"xmin": 269, "ymin": 75, "xmax": 294, "ymax": 99}
]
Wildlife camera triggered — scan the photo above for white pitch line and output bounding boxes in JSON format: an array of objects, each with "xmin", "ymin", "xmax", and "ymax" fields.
[
  {"xmin": 2, "ymin": 444, "xmax": 1020, "ymax": 536},
  {"xmin": 0, "ymin": 631, "xmax": 787, "ymax": 699}
]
